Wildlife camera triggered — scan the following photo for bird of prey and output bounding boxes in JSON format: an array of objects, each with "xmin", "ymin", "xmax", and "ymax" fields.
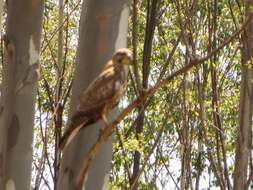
[{"xmin": 59, "ymin": 48, "xmax": 132, "ymax": 150}]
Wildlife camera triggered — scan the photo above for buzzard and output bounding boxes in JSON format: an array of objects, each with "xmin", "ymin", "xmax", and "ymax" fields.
[{"xmin": 59, "ymin": 48, "xmax": 132, "ymax": 150}]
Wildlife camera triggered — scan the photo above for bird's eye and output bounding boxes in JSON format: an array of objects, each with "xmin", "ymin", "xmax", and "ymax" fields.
[{"xmin": 118, "ymin": 59, "xmax": 122, "ymax": 63}]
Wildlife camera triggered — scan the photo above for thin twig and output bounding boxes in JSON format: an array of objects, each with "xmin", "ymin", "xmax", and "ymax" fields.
[{"xmin": 41, "ymin": 0, "xmax": 82, "ymax": 53}]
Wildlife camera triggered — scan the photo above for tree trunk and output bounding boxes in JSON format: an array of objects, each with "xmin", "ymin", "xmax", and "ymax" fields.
[
  {"xmin": 57, "ymin": 0, "xmax": 130, "ymax": 189},
  {"xmin": 0, "ymin": 0, "xmax": 44, "ymax": 189},
  {"xmin": 53, "ymin": 0, "xmax": 65, "ymax": 188},
  {"xmin": 0, "ymin": 0, "xmax": 6, "ymax": 186},
  {"xmin": 233, "ymin": 1, "xmax": 253, "ymax": 189},
  {"xmin": 0, "ymin": 0, "xmax": 3, "ymax": 32}
]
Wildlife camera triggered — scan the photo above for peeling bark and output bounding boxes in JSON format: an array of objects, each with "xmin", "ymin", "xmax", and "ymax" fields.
[{"xmin": 7, "ymin": 115, "xmax": 19, "ymax": 150}]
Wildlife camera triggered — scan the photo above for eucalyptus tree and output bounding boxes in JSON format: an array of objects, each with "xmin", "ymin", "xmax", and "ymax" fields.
[
  {"xmin": 0, "ymin": 0, "xmax": 44, "ymax": 189},
  {"xmin": 57, "ymin": 0, "xmax": 131, "ymax": 189}
]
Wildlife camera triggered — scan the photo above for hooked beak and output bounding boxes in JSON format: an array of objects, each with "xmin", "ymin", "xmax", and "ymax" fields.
[{"xmin": 127, "ymin": 52, "xmax": 132, "ymax": 61}]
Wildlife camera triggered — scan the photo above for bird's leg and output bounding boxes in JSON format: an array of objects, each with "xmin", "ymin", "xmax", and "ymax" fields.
[
  {"xmin": 101, "ymin": 113, "xmax": 110, "ymax": 128},
  {"xmin": 99, "ymin": 114, "xmax": 110, "ymax": 137}
]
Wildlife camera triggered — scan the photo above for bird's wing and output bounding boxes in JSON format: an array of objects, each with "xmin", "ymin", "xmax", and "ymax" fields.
[{"xmin": 77, "ymin": 67, "xmax": 118, "ymax": 113}]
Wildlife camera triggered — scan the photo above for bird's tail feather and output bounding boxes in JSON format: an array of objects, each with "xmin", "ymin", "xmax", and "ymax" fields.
[
  {"xmin": 59, "ymin": 122, "xmax": 84, "ymax": 150},
  {"xmin": 59, "ymin": 112, "xmax": 94, "ymax": 151}
]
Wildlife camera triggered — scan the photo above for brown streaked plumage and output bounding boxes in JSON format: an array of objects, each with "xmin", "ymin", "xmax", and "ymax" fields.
[{"xmin": 59, "ymin": 48, "xmax": 132, "ymax": 150}]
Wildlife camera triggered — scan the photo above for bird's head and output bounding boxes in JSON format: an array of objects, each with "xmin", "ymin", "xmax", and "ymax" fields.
[{"xmin": 112, "ymin": 48, "xmax": 132, "ymax": 65}]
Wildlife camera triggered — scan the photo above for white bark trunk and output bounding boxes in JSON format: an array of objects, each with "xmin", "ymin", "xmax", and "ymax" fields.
[
  {"xmin": 57, "ymin": 0, "xmax": 130, "ymax": 189},
  {"xmin": 0, "ymin": 0, "xmax": 44, "ymax": 189}
]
